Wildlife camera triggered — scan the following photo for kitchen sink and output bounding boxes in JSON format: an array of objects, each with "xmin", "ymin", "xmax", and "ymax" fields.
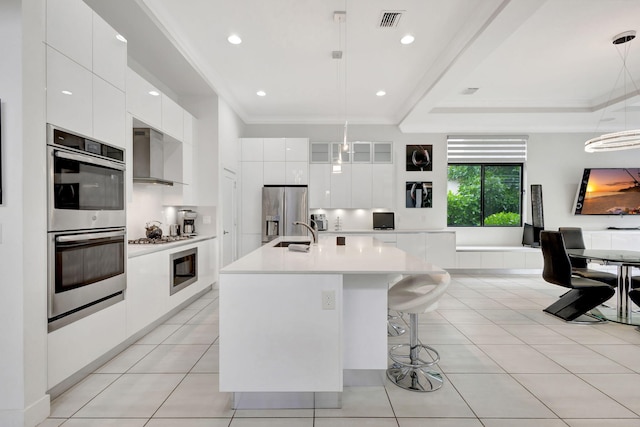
[{"xmin": 272, "ymin": 241, "xmax": 311, "ymax": 248}]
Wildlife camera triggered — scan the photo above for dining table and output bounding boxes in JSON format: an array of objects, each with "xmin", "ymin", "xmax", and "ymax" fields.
[{"xmin": 567, "ymin": 249, "xmax": 640, "ymax": 325}]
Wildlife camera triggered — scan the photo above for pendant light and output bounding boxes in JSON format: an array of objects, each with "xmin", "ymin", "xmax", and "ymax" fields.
[
  {"xmin": 585, "ymin": 30, "xmax": 640, "ymax": 152},
  {"xmin": 333, "ymin": 10, "xmax": 348, "ymax": 173}
]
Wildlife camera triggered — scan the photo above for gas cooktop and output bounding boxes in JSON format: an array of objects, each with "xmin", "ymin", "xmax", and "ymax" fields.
[{"xmin": 128, "ymin": 236, "xmax": 193, "ymax": 245}]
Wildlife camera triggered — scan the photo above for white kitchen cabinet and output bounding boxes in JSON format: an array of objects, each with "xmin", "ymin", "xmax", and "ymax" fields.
[
  {"xmin": 351, "ymin": 163, "xmax": 372, "ymax": 208},
  {"xmin": 425, "ymin": 232, "xmax": 456, "ymax": 269},
  {"xmin": 46, "ymin": 47, "xmax": 93, "ymax": 137},
  {"xmin": 161, "ymin": 94, "xmax": 184, "ymax": 140},
  {"xmin": 92, "ymin": 12, "xmax": 126, "ymax": 91},
  {"xmin": 372, "ymin": 232, "xmax": 397, "ymax": 247},
  {"xmin": 263, "ymin": 138, "xmax": 286, "ymax": 161},
  {"xmin": 241, "ymin": 138, "xmax": 264, "ymax": 162},
  {"xmin": 48, "ymin": 302, "xmax": 126, "ymax": 389},
  {"xmin": 182, "ymin": 112, "xmax": 200, "ymax": 205},
  {"xmin": 264, "ymin": 161, "xmax": 286, "ymax": 185},
  {"xmin": 241, "ymin": 162, "xmax": 264, "ymax": 234},
  {"xmin": 373, "ymin": 142, "xmax": 393, "ymax": 163},
  {"xmin": 163, "ymin": 135, "xmax": 183, "ymax": 183},
  {"xmin": 310, "ymin": 142, "xmax": 330, "ymax": 163},
  {"xmin": 396, "ymin": 233, "xmax": 427, "ymax": 261},
  {"xmin": 286, "ymin": 161, "xmax": 308, "ymax": 185},
  {"xmin": 126, "ymin": 250, "xmax": 169, "ymax": 337},
  {"xmin": 285, "ymin": 138, "xmax": 309, "ymax": 162},
  {"xmin": 181, "ymin": 141, "xmax": 195, "ymax": 204},
  {"xmin": 126, "ymin": 68, "xmax": 162, "ymax": 129},
  {"xmin": 330, "ymin": 163, "xmax": 352, "ymax": 208},
  {"xmin": 332, "ymin": 143, "xmax": 351, "ymax": 163},
  {"xmin": 93, "ymin": 76, "xmax": 125, "ymax": 148},
  {"xmin": 46, "ymin": 0, "xmax": 93, "ymax": 70},
  {"xmin": 352, "ymin": 142, "xmax": 371, "ymax": 163},
  {"xmin": 309, "ymin": 163, "xmax": 331, "ymax": 208},
  {"xmin": 372, "ymin": 163, "xmax": 394, "ymax": 208}
]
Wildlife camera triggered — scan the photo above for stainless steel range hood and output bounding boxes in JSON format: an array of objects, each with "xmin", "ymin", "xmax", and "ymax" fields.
[{"xmin": 133, "ymin": 128, "xmax": 174, "ymax": 186}]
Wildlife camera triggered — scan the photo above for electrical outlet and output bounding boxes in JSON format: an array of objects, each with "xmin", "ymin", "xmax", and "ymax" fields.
[
  {"xmin": 203, "ymin": 215, "xmax": 212, "ymax": 224},
  {"xmin": 322, "ymin": 290, "xmax": 335, "ymax": 310}
]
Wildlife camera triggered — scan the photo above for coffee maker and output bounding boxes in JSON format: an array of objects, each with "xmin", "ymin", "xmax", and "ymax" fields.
[
  {"xmin": 178, "ymin": 209, "xmax": 198, "ymax": 236},
  {"xmin": 310, "ymin": 213, "xmax": 328, "ymax": 231}
]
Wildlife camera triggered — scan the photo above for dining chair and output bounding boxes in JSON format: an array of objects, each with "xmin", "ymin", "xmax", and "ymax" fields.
[
  {"xmin": 558, "ymin": 227, "xmax": 618, "ymax": 287},
  {"xmin": 540, "ymin": 231, "xmax": 615, "ymax": 321},
  {"xmin": 629, "ymin": 288, "xmax": 640, "ymax": 307}
]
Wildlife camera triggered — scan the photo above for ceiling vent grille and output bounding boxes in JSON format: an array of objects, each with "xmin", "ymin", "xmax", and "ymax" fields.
[{"xmin": 378, "ymin": 11, "xmax": 403, "ymax": 28}]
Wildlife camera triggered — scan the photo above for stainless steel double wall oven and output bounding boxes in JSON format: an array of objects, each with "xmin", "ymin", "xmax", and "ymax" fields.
[{"xmin": 47, "ymin": 124, "xmax": 126, "ymax": 331}]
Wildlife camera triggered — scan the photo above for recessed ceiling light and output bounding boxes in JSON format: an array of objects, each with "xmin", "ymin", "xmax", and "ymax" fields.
[
  {"xmin": 115, "ymin": 34, "xmax": 127, "ymax": 43},
  {"xmin": 148, "ymin": 90, "xmax": 160, "ymax": 96},
  {"xmin": 256, "ymin": 90, "xmax": 266, "ymax": 97},
  {"xmin": 61, "ymin": 90, "xmax": 72, "ymax": 95},
  {"xmin": 376, "ymin": 90, "xmax": 386, "ymax": 97},
  {"xmin": 400, "ymin": 34, "xmax": 415, "ymax": 45},
  {"xmin": 228, "ymin": 34, "xmax": 242, "ymax": 45}
]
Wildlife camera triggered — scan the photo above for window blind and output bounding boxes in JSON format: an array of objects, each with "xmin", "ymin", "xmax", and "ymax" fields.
[{"xmin": 447, "ymin": 135, "xmax": 528, "ymax": 163}]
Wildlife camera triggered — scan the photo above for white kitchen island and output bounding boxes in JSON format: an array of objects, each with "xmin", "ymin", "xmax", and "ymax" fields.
[{"xmin": 219, "ymin": 235, "xmax": 446, "ymax": 409}]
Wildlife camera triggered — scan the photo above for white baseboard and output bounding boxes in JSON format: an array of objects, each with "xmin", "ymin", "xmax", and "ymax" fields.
[{"xmin": 0, "ymin": 393, "xmax": 50, "ymax": 427}]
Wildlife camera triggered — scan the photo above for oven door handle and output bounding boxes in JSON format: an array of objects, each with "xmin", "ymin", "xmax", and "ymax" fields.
[
  {"xmin": 54, "ymin": 149, "xmax": 126, "ymax": 171},
  {"xmin": 56, "ymin": 230, "xmax": 126, "ymax": 243}
]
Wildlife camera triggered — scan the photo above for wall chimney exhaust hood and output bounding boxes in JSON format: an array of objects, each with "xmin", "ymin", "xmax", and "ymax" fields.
[{"xmin": 133, "ymin": 128, "xmax": 174, "ymax": 186}]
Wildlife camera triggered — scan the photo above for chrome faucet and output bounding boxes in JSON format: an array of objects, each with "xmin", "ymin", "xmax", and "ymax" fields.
[{"xmin": 293, "ymin": 221, "xmax": 318, "ymax": 244}]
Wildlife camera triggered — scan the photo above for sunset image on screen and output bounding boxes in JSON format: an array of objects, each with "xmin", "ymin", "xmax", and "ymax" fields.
[{"xmin": 581, "ymin": 168, "xmax": 640, "ymax": 215}]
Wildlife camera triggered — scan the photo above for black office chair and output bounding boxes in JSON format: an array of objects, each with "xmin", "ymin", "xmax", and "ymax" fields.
[
  {"xmin": 629, "ymin": 288, "xmax": 640, "ymax": 307},
  {"xmin": 540, "ymin": 231, "xmax": 615, "ymax": 321},
  {"xmin": 558, "ymin": 227, "xmax": 618, "ymax": 287}
]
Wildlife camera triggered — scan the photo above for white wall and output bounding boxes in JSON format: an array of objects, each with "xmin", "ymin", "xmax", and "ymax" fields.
[
  {"xmin": 243, "ymin": 124, "xmax": 640, "ymax": 246},
  {"xmin": 0, "ymin": 0, "xmax": 50, "ymax": 425}
]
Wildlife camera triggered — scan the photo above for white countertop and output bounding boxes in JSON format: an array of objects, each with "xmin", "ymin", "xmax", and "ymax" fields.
[
  {"xmin": 319, "ymin": 229, "xmax": 454, "ymax": 234},
  {"xmin": 221, "ymin": 235, "xmax": 446, "ymax": 275},
  {"xmin": 127, "ymin": 234, "xmax": 216, "ymax": 258}
]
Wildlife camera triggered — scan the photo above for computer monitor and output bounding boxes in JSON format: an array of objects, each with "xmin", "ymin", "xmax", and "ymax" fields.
[{"xmin": 373, "ymin": 212, "xmax": 395, "ymax": 230}]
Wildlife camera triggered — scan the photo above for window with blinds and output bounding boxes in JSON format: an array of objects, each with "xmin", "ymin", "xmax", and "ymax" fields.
[
  {"xmin": 447, "ymin": 135, "xmax": 527, "ymax": 163},
  {"xmin": 446, "ymin": 136, "xmax": 526, "ymax": 227}
]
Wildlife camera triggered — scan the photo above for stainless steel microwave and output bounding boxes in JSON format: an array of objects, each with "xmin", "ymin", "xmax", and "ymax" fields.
[{"xmin": 46, "ymin": 124, "xmax": 126, "ymax": 231}]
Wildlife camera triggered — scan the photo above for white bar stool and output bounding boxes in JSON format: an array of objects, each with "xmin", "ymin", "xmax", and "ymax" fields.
[{"xmin": 387, "ymin": 271, "xmax": 451, "ymax": 392}]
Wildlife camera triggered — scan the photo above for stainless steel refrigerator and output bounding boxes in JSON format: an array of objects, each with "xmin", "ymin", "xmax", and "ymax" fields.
[{"xmin": 262, "ymin": 185, "xmax": 309, "ymax": 244}]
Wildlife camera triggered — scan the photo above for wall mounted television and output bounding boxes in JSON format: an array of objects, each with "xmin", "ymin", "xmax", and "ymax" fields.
[{"xmin": 573, "ymin": 168, "xmax": 640, "ymax": 215}]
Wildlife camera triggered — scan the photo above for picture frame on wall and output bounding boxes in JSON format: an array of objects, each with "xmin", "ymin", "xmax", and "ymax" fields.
[
  {"xmin": 406, "ymin": 181, "xmax": 432, "ymax": 208},
  {"xmin": 406, "ymin": 144, "xmax": 432, "ymax": 171}
]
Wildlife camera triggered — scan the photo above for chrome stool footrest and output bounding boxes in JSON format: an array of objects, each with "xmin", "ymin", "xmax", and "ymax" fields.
[{"xmin": 388, "ymin": 343, "xmax": 440, "ymax": 368}]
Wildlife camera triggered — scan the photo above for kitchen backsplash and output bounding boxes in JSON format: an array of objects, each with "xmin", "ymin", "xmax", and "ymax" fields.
[
  {"xmin": 128, "ymin": 185, "xmax": 217, "ymax": 238},
  {"xmin": 310, "ymin": 208, "xmax": 391, "ymax": 231}
]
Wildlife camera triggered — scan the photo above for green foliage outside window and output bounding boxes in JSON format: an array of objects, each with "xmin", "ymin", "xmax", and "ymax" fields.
[{"xmin": 447, "ymin": 164, "xmax": 522, "ymax": 227}]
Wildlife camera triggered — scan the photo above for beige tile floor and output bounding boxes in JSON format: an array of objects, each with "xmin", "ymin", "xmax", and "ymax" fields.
[{"xmin": 39, "ymin": 273, "xmax": 640, "ymax": 427}]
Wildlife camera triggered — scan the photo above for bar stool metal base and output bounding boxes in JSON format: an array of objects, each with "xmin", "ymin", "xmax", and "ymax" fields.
[
  {"xmin": 388, "ymin": 321, "xmax": 406, "ymax": 337},
  {"xmin": 387, "ymin": 312, "xmax": 443, "ymax": 392},
  {"xmin": 388, "ymin": 310, "xmax": 406, "ymax": 337},
  {"xmin": 386, "ymin": 363, "xmax": 443, "ymax": 392}
]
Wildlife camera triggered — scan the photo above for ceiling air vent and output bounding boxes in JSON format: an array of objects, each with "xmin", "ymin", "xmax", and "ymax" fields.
[{"xmin": 378, "ymin": 11, "xmax": 403, "ymax": 28}]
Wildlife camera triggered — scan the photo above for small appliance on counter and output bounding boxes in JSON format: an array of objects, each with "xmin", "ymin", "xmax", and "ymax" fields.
[
  {"xmin": 310, "ymin": 213, "xmax": 328, "ymax": 231},
  {"xmin": 373, "ymin": 212, "xmax": 395, "ymax": 230},
  {"xmin": 178, "ymin": 209, "xmax": 198, "ymax": 236}
]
